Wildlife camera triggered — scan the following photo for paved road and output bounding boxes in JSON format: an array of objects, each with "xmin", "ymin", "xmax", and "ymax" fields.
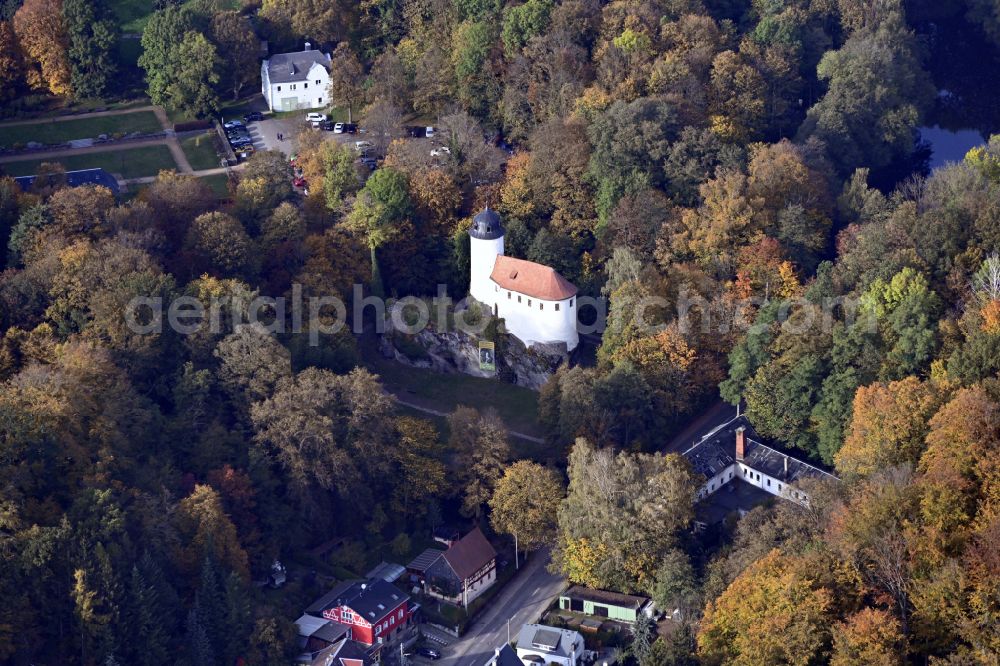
[{"xmin": 425, "ymin": 550, "xmax": 565, "ymax": 666}]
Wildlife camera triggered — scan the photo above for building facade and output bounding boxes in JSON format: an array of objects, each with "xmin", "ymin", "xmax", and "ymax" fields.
[
  {"xmin": 305, "ymin": 580, "xmax": 410, "ymax": 649},
  {"xmin": 424, "ymin": 527, "xmax": 497, "ymax": 608},
  {"xmin": 558, "ymin": 586, "xmax": 651, "ymax": 623},
  {"xmin": 468, "ymin": 208, "xmax": 579, "ymax": 351},
  {"xmin": 261, "ymin": 44, "xmax": 331, "ymax": 112},
  {"xmin": 516, "ymin": 624, "xmax": 584, "ymax": 666},
  {"xmin": 682, "ymin": 415, "xmax": 838, "ymax": 506}
]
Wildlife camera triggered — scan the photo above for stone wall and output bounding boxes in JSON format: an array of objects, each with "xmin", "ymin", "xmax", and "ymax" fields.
[{"xmin": 378, "ymin": 327, "xmax": 567, "ymax": 390}]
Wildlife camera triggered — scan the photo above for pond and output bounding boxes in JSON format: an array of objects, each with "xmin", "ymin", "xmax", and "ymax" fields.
[{"xmin": 919, "ymin": 125, "xmax": 988, "ymax": 170}]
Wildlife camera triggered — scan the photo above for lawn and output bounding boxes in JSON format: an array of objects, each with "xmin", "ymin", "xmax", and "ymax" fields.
[
  {"xmin": 0, "ymin": 111, "xmax": 162, "ymax": 148},
  {"xmin": 364, "ymin": 342, "xmax": 542, "ymax": 437},
  {"xmin": 1, "ymin": 145, "xmax": 177, "ymax": 180},
  {"xmin": 180, "ymin": 132, "xmax": 221, "ymax": 170},
  {"xmin": 198, "ymin": 173, "xmax": 232, "ymax": 197}
]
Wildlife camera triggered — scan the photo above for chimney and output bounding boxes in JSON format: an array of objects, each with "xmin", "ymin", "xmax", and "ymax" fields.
[
  {"xmin": 495, "ymin": 648, "xmax": 501, "ymax": 659},
  {"xmin": 735, "ymin": 426, "xmax": 746, "ymax": 461},
  {"xmin": 304, "ymin": 41, "xmax": 311, "ymax": 51},
  {"xmin": 784, "ymin": 455, "xmax": 788, "ymax": 478}
]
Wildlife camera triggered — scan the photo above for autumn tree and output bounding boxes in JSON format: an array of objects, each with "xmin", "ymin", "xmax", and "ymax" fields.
[
  {"xmin": 556, "ymin": 438, "xmax": 698, "ymax": 592},
  {"xmin": 834, "ymin": 376, "xmax": 945, "ymax": 478},
  {"xmin": 13, "ymin": 0, "xmax": 72, "ymax": 95},
  {"xmin": 184, "ymin": 211, "xmax": 256, "ymax": 278},
  {"xmin": 327, "ymin": 43, "xmax": 364, "ymax": 123},
  {"xmin": 0, "ymin": 21, "xmax": 23, "ymax": 102},
  {"xmin": 173, "ymin": 484, "xmax": 250, "ymax": 579},
  {"xmin": 697, "ymin": 549, "xmax": 832, "ymax": 665},
  {"xmin": 448, "ymin": 406, "xmax": 512, "ymax": 519},
  {"xmin": 489, "ymin": 460, "xmax": 564, "ymax": 555},
  {"xmin": 392, "ymin": 416, "xmax": 447, "ymax": 519},
  {"xmin": 830, "ymin": 608, "xmax": 906, "ymax": 666},
  {"xmin": 214, "ymin": 323, "xmax": 292, "ymax": 405}
]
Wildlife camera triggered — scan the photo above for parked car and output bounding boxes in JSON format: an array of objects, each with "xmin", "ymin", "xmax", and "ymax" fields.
[
  {"xmin": 223, "ymin": 120, "xmax": 244, "ymax": 130},
  {"xmin": 319, "ymin": 120, "xmax": 336, "ymax": 131},
  {"xmin": 425, "ymin": 126, "xmax": 436, "ymax": 138},
  {"xmin": 230, "ymin": 137, "xmax": 254, "ymax": 148},
  {"xmin": 404, "ymin": 125, "xmax": 425, "ymax": 138},
  {"xmin": 306, "ymin": 112, "xmax": 327, "ymax": 125},
  {"xmin": 235, "ymin": 144, "xmax": 255, "ymax": 156},
  {"xmin": 359, "ymin": 156, "xmax": 378, "ymax": 170},
  {"xmin": 333, "ymin": 122, "xmax": 345, "ymax": 133},
  {"xmin": 343, "ymin": 123, "xmax": 358, "ymax": 134},
  {"xmin": 417, "ymin": 648, "xmax": 441, "ymax": 660},
  {"xmin": 293, "ymin": 176, "xmax": 307, "ymax": 188},
  {"xmin": 430, "ymin": 146, "xmax": 450, "ymax": 157},
  {"xmin": 354, "ymin": 140, "xmax": 374, "ymax": 152},
  {"xmin": 226, "ymin": 125, "xmax": 250, "ymax": 137},
  {"xmin": 243, "ymin": 111, "xmax": 264, "ymax": 122}
]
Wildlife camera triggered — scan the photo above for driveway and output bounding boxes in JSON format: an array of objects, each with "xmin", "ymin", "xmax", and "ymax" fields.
[
  {"xmin": 251, "ymin": 116, "xmax": 307, "ymax": 157},
  {"xmin": 421, "ymin": 549, "xmax": 565, "ymax": 666}
]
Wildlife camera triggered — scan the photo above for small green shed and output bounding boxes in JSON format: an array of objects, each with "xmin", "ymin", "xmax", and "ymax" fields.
[{"xmin": 558, "ymin": 585, "xmax": 651, "ymax": 623}]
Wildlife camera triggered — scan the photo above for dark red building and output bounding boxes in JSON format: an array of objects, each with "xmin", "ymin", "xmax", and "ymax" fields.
[{"xmin": 306, "ymin": 579, "xmax": 411, "ymax": 648}]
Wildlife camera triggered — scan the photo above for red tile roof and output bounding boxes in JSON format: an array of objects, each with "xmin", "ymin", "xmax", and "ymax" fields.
[
  {"xmin": 489, "ymin": 255, "xmax": 577, "ymax": 301},
  {"xmin": 442, "ymin": 528, "xmax": 497, "ymax": 581}
]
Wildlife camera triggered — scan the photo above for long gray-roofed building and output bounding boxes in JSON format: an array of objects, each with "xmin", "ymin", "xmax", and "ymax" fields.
[{"xmin": 682, "ymin": 414, "xmax": 837, "ymax": 506}]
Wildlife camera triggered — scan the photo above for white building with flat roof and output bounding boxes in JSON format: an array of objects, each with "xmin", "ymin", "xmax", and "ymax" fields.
[{"xmin": 515, "ymin": 624, "xmax": 584, "ymax": 666}]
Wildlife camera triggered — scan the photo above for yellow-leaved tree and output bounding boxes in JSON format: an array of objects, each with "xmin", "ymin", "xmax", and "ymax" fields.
[{"xmin": 697, "ymin": 549, "xmax": 833, "ymax": 666}]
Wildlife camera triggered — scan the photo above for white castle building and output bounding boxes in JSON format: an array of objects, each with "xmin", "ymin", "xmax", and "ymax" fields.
[{"xmin": 469, "ymin": 208, "xmax": 579, "ymax": 351}]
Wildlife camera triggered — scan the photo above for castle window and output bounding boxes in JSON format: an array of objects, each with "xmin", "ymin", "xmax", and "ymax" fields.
[
  {"xmin": 277, "ymin": 86, "xmax": 282, "ymax": 91},
  {"xmin": 540, "ymin": 303, "xmax": 544, "ymax": 310},
  {"xmin": 570, "ymin": 298, "xmax": 574, "ymax": 307},
  {"xmin": 304, "ymin": 82, "xmax": 309, "ymax": 88},
  {"xmin": 486, "ymin": 226, "xmax": 491, "ymax": 232},
  {"xmin": 508, "ymin": 291, "xmax": 511, "ymax": 299},
  {"xmin": 518, "ymin": 295, "xmax": 521, "ymax": 303},
  {"xmin": 555, "ymin": 303, "xmax": 560, "ymax": 311},
  {"xmin": 527, "ymin": 299, "xmax": 532, "ymax": 307},
  {"xmin": 316, "ymin": 80, "xmax": 321, "ymax": 85},
  {"xmin": 495, "ymin": 285, "xmax": 498, "ymax": 292}
]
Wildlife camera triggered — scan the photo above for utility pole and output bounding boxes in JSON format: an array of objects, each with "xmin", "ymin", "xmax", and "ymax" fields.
[
  {"xmin": 514, "ymin": 532, "xmax": 519, "ymax": 570},
  {"xmin": 507, "ymin": 617, "xmax": 511, "ymax": 644}
]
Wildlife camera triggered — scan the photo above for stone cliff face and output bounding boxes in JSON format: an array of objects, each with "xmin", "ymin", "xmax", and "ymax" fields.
[{"xmin": 378, "ymin": 327, "xmax": 567, "ymax": 390}]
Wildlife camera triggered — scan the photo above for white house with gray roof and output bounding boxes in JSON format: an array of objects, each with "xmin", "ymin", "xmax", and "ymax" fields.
[{"xmin": 261, "ymin": 43, "xmax": 331, "ymax": 112}]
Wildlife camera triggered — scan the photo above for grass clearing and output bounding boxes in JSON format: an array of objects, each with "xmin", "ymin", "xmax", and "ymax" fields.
[
  {"xmin": 363, "ymin": 341, "xmax": 541, "ymax": 436},
  {"xmin": 1, "ymin": 145, "xmax": 177, "ymax": 180},
  {"xmin": 198, "ymin": 173, "xmax": 232, "ymax": 197},
  {"xmin": 0, "ymin": 111, "xmax": 162, "ymax": 148},
  {"xmin": 180, "ymin": 132, "xmax": 221, "ymax": 170}
]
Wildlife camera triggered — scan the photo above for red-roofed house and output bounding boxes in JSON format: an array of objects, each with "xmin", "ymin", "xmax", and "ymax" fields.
[
  {"xmin": 424, "ymin": 527, "xmax": 498, "ymax": 608},
  {"xmin": 468, "ymin": 208, "xmax": 579, "ymax": 351}
]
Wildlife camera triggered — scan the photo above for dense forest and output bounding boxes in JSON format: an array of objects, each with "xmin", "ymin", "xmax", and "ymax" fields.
[{"xmin": 2, "ymin": 0, "xmax": 1000, "ymax": 663}]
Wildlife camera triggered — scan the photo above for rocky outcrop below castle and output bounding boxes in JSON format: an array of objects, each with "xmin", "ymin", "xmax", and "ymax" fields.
[{"xmin": 378, "ymin": 326, "xmax": 568, "ymax": 390}]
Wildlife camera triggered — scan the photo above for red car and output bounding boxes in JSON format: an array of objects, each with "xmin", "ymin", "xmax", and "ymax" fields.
[{"xmin": 293, "ymin": 176, "xmax": 307, "ymax": 188}]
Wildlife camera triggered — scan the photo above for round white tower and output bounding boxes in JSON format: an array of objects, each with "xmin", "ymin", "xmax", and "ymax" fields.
[{"xmin": 469, "ymin": 207, "xmax": 505, "ymax": 308}]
